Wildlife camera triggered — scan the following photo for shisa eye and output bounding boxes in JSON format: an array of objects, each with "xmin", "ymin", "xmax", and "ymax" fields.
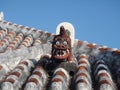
[
  {"xmin": 63, "ymin": 41, "xmax": 68, "ymax": 45},
  {"xmin": 56, "ymin": 41, "xmax": 60, "ymax": 46}
]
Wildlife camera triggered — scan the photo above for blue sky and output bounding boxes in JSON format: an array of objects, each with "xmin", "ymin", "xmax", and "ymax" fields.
[{"xmin": 1, "ymin": 0, "xmax": 120, "ymax": 49}]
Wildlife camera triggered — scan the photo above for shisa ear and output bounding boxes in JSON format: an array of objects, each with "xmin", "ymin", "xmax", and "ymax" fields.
[{"xmin": 66, "ymin": 29, "xmax": 71, "ymax": 36}]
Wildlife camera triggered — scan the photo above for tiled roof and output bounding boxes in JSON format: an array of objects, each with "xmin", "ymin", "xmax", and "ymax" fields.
[{"xmin": 0, "ymin": 19, "xmax": 120, "ymax": 90}]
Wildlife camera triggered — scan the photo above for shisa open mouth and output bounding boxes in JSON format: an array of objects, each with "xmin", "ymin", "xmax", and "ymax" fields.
[{"xmin": 52, "ymin": 49, "xmax": 70, "ymax": 60}]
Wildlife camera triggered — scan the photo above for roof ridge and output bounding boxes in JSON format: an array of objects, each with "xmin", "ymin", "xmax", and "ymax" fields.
[
  {"xmin": 75, "ymin": 39, "xmax": 120, "ymax": 55},
  {"xmin": 0, "ymin": 20, "xmax": 120, "ymax": 55}
]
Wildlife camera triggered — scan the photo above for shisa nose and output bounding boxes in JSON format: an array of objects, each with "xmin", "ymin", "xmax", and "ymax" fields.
[{"xmin": 57, "ymin": 44, "xmax": 65, "ymax": 49}]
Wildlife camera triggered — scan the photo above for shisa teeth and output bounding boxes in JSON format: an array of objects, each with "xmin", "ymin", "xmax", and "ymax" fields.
[
  {"xmin": 67, "ymin": 49, "xmax": 69, "ymax": 53},
  {"xmin": 56, "ymin": 50, "xmax": 68, "ymax": 56},
  {"xmin": 63, "ymin": 51, "xmax": 66, "ymax": 55}
]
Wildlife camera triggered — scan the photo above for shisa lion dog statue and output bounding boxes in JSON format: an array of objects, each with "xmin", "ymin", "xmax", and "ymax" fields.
[{"xmin": 39, "ymin": 23, "xmax": 77, "ymax": 76}]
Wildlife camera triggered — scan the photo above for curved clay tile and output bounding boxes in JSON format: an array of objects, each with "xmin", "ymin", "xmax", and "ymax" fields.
[
  {"xmin": 32, "ymin": 71, "xmax": 42, "ymax": 77},
  {"xmin": 76, "ymin": 78, "xmax": 88, "ymax": 85},
  {"xmin": 50, "ymin": 68, "xmax": 70, "ymax": 90},
  {"xmin": 87, "ymin": 43, "xmax": 96, "ymax": 49},
  {"xmin": 94, "ymin": 60, "xmax": 116, "ymax": 90},
  {"xmin": 0, "ymin": 29, "xmax": 7, "ymax": 40},
  {"xmin": 76, "ymin": 73, "xmax": 88, "ymax": 79},
  {"xmin": 79, "ymin": 54, "xmax": 88, "ymax": 59},
  {"xmin": 27, "ymin": 78, "xmax": 39, "ymax": 85},
  {"xmin": 33, "ymin": 38, "xmax": 42, "ymax": 45},
  {"xmin": 52, "ymin": 78, "xmax": 63, "ymax": 83},
  {"xmin": 99, "ymin": 47, "xmax": 112, "ymax": 53},
  {"xmin": 77, "ymin": 40, "xmax": 83, "ymax": 46},
  {"xmin": 112, "ymin": 50, "xmax": 120, "ymax": 55},
  {"xmin": 20, "ymin": 61, "xmax": 28, "ymax": 66},
  {"xmin": 5, "ymin": 78, "xmax": 15, "ymax": 84},
  {"xmin": 78, "ymin": 60, "xmax": 89, "ymax": 66},
  {"xmin": 10, "ymin": 71, "xmax": 20, "ymax": 77}
]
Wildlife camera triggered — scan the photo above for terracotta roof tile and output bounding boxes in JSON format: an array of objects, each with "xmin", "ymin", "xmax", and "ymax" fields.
[{"xmin": 0, "ymin": 20, "xmax": 120, "ymax": 90}]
